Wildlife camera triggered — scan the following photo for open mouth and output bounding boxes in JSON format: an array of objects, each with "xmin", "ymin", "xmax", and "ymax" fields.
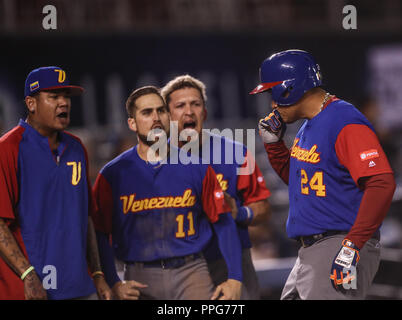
[
  {"xmin": 183, "ymin": 121, "xmax": 196, "ymax": 129},
  {"xmin": 57, "ymin": 112, "xmax": 68, "ymax": 119}
]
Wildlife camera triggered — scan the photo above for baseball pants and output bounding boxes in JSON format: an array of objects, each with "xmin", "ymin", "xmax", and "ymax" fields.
[
  {"xmin": 124, "ymin": 256, "xmax": 215, "ymax": 300},
  {"xmin": 281, "ymin": 234, "xmax": 381, "ymax": 300},
  {"xmin": 206, "ymin": 248, "xmax": 260, "ymax": 300}
]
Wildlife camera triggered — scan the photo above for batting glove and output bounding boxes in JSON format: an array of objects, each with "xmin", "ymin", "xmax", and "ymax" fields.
[
  {"xmin": 330, "ymin": 239, "xmax": 360, "ymax": 291},
  {"xmin": 258, "ymin": 110, "xmax": 286, "ymax": 144}
]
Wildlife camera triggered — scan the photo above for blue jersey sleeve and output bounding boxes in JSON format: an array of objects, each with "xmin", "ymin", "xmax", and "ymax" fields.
[
  {"xmin": 96, "ymin": 231, "xmax": 121, "ymax": 288},
  {"xmin": 212, "ymin": 212, "xmax": 243, "ymax": 281}
]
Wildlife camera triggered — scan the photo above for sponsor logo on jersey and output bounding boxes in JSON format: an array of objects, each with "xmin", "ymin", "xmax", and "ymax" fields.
[
  {"xmin": 369, "ymin": 160, "xmax": 376, "ymax": 167},
  {"xmin": 120, "ymin": 189, "xmax": 196, "ymax": 214},
  {"xmin": 290, "ymin": 138, "xmax": 321, "ymax": 164},
  {"xmin": 359, "ymin": 149, "xmax": 379, "ymax": 161}
]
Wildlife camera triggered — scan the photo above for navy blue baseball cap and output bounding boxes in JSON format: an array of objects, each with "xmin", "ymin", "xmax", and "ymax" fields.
[{"xmin": 24, "ymin": 66, "xmax": 84, "ymax": 98}]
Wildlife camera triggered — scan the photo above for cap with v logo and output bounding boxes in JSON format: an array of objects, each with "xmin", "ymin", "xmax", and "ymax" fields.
[{"xmin": 24, "ymin": 66, "xmax": 84, "ymax": 98}]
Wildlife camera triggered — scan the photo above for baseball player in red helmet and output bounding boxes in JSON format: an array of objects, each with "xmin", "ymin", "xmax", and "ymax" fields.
[
  {"xmin": 92, "ymin": 86, "xmax": 243, "ymax": 300},
  {"xmin": 161, "ymin": 75, "xmax": 271, "ymax": 299},
  {"xmin": 251, "ymin": 49, "xmax": 396, "ymax": 299},
  {"xmin": 0, "ymin": 67, "xmax": 111, "ymax": 300}
]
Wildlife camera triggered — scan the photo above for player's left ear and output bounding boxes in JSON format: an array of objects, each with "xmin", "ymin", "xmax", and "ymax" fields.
[
  {"xmin": 127, "ymin": 117, "xmax": 137, "ymax": 133},
  {"xmin": 203, "ymin": 107, "xmax": 208, "ymax": 121}
]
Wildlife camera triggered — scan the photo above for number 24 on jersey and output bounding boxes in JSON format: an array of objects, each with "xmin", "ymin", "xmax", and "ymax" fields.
[{"xmin": 300, "ymin": 169, "xmax": 326, "ymax": 197}]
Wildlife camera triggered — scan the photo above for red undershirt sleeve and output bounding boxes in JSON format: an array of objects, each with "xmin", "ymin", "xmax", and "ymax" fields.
[
  {"xmin": 201, "ymin": 166, "xmax": 230, "ymax": 223},
  {"xmin": 0, "ymin": 141, "xmax": 20, "ymax": 221},
  {"xmin": 346, "ymin": 173, "xmax": 395, "ymax": 249},
  {"xmin": 335, "ymin": 124, "xmax": 395, "ymax": 249},
  {"xmin": 0, "ymin": 127, "xmax": 28, "ymax": 300},
  {"xmin": 237, "ymin": 150, "xmax": 271, "ymax": 205},
  {"xmin": 92, "ymin": 173, "xmax": 119, "ymax": 287},
  {"xmin": 263, "ymin": 140, "xmax": 290, "ymax": 185},
  {"xmin": 92, "ymin": 173, "xmax": 114, "ymax": 234},
  {"xmin": 82, "ymin": 145, "xmax": 97, "ymax": 217}
]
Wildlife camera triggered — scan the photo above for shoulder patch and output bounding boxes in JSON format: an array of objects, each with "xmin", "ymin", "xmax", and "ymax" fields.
[{"xmin": 359, "ymin": 149, "xmax": 379, "ymax": 161}]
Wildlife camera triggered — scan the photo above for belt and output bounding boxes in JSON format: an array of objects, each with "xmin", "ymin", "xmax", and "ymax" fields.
[
  {"xmin": 127, "ymin": 253, "xmax": 202, "ymax": 269},
  {"xmin": 298, "ymin": 230, "xmax": 381, "ymax": 248}
]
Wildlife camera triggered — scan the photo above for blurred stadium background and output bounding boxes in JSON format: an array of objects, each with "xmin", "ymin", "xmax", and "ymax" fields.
[{"xmin": 1, "ymin": 0, "xmax": 402, "ymax": 299}]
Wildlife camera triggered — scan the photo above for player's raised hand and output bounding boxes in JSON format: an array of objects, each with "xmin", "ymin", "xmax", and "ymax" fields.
[
  {"xmin": 258, "ymin": 109, "xmax": 286, "ymax": 144},
  {"xmin": 112, "ymin": 280, "xmax": 148, "ymax": 300},
  {"xmin": 23, "ymin": 271, "xmax": 48, "ymax": 300},
  {"xmin": 330, "ymin": 239, "xmax": 360, "ymax": 292},
  {"xmin": 211, "ymin": 279, "xmax": 242, "ymax": 300}
]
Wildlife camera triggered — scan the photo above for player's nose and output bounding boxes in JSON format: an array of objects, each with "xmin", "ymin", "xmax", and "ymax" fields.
[
  {"xmin": 183, "ymin": 103, "xmax": 195, "ymax": 116},
  {"xmin": 57, "ymin": 95, "xmax": 70, "ymax": 107},
  {"xmin": 151, "ymin": 109, "xmax": 162, "ymax": 121}
]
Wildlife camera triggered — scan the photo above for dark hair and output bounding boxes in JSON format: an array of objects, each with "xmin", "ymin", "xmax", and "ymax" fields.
[{"xmin": 125, "ymin": 86, "xmax": 162, "ymax": 118}]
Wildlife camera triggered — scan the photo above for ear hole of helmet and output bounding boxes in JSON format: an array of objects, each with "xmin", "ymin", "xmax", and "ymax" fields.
[{"xmin": 281, "ymin": 87, "xmax": 292, "ymax": 99}]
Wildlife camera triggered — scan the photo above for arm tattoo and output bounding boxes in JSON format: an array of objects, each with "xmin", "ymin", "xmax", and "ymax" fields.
[{"xmin": 0, "ymin": 218, "xmax": 31, "ymax": 276}]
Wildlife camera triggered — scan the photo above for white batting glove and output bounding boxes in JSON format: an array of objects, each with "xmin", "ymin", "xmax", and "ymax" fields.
[{"xmin": 258, "ymin": 110, "xmax": 286, "ymax": 144}]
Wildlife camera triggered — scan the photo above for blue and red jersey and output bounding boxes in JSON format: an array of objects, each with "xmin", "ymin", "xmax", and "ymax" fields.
[
  {"xmin": 265, "ymin": 98, "xmax": 393, "ymax": 242},
  {"xmin": 92, "ymin": 145, "xmax": 234, "ymax": 263},
  {"xmin": 203, "ymin": 133, "xmax": 271, "ymax": 261},
  {"xmin": 0, "ymin": 119, "xmax": 95, "ymax": 300}
]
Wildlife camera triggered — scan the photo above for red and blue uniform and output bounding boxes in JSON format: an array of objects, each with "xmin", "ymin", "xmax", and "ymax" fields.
[
  {"xmin": 203, "ymin": 133, "xmax": 271, "ymax": 261},
  {"xmin": 0, "ymin": 119, "xmax": 96, "ymax": 300},
  {"xmin": 92, "ymin": 144, "xmax": 242, "ymax": 286},
  {"xmin": 266, "ymin": 98, "xmax": 393, "ymax": 246}
]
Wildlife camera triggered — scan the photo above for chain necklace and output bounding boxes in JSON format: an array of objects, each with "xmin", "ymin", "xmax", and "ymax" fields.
[{"xmin": 319, "ymin": 92, "xmax": 331, "ymax": 112}]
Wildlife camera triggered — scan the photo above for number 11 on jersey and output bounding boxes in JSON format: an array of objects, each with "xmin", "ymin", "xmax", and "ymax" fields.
[{"xmin": 176, "ymin": 211, "xmax": 196, "ymax": 238}]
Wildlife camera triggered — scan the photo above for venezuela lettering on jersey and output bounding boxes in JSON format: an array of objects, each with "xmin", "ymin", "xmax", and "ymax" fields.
[
  {"xmin": 216, "ymin": 173, "xmax": 228, "ymax": 191},
  {"xmin": 120, "ymin": 189, "xmax": 196, "ymax": 214},
  {"xmin": 291, "ymin": 138, "xmax": 321, "ymax": 164}
]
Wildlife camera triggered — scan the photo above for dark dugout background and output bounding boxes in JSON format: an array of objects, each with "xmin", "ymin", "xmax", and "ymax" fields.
[
  {"xmin": 1, "ymin": 0, "xmax": 402, "ymax": 300},
  {"xmin": 3, "ymin": 33, "xmax": 401, "ymax": 124}
]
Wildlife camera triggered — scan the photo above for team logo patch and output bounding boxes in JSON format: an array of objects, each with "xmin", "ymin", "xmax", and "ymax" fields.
[
  {"xmin": 54, "ymin": 69, "xmax": 66, "ymax": 83},
  {"xmin": 30, "ymin": 81, "xmax": 39, "ymax": 91},
  {"xmin": 215, "ymin": 191, "xmax": 223, "ymax": 199},
  {"xmin": 369, "ymin": 160, "xmax": 376, "ymax": 168},
  {"xmin": 359, "ymin": 149, "xmax": 379, "ymax": 161}
]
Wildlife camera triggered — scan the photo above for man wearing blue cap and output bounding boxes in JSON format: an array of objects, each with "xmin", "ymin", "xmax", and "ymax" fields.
[
  {"xmin": 0, "ymin": 67, "xmax": 112, "ymax": 300},
  {"xmin": 250, "ymin": 50, "xmax": 395, "ymax": 299}
]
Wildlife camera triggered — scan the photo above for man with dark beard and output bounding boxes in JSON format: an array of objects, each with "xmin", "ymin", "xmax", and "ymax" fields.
[{"xmin": 92, "ymin": 86, "xmax": 243, "ymax": 300}]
